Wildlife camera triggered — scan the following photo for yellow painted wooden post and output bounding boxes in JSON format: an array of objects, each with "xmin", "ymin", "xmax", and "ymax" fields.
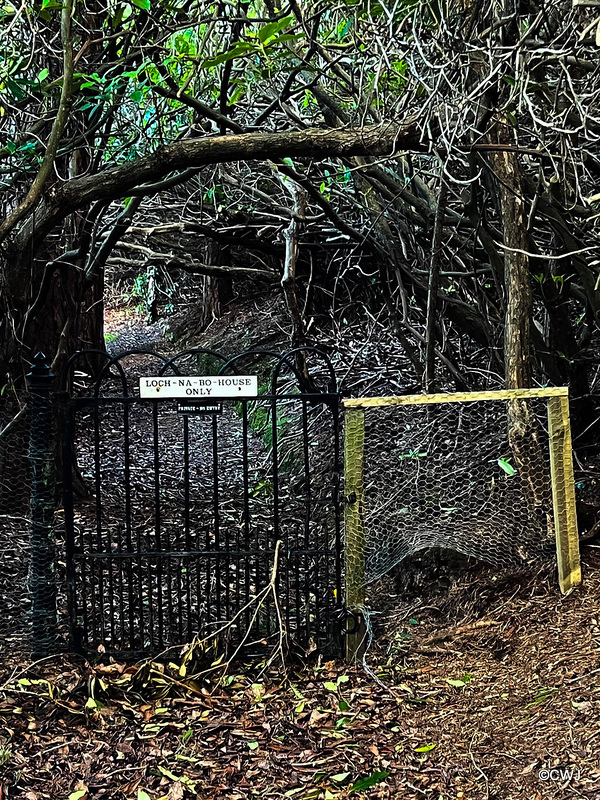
[
  {"xmin": 547, "ymin": 396, "xmax": 581, "ymax": 593},
  {"xmin": 344, "ymin": 405, "xmax": 367, "ymax": 660}
]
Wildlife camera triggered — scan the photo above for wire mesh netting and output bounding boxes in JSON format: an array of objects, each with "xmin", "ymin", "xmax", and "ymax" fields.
[
  {"xmin": 28, "ymin": 366, "xmax": 58, "ymax": 658},
  {"xmin": 0, "ymin": 401, "xmax": 32, "ymax": 657},
  {"xmin": 344, "ymin": 391, "xmax": 580, "ymax": 610}
]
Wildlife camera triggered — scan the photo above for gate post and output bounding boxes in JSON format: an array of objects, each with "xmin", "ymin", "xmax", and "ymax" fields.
[
  {"xmin": 344, "ymin": 405, "xmax": 367, "ymax": 661},
  {"xmin": 547, "ymin": 395, "xmax": 581, "ymax": 594},
  {"xmin": 27, "ymin": 353, "xmax": 57, "ymax": 657}
]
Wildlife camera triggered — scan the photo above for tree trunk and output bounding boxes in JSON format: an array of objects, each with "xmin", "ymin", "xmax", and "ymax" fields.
[
  {"xmin": 0, "ymin": 243, "xmax": 104, "ymax": 513},
  {"xmin": 492, "ymin": 135, "xmax": 532, "ymax": 389},
  {"xmin": 197, "ymin": 240, "xmax": 232, "ymax": 330},
  {"xmin": 492, "ymin": 125, "xmax": 552, "ymax": 519},
  {"xmin": 425, "ymin": 176, "xmax": 448, "ymax": 392}
]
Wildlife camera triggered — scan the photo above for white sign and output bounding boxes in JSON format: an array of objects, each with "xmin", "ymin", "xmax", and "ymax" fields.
[{"xmin": 139, "ymin": 375, "xmax": 258, "ymax": 399}]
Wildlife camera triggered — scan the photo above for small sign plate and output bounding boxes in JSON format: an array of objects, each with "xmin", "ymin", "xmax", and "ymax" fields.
[
  {"xmin": 139, "ymin": 375, "xmax": 258, "ymax": 399},
  {"xmin": 178, "ymin": 401, "xmax": 222, "ymax": 415}
]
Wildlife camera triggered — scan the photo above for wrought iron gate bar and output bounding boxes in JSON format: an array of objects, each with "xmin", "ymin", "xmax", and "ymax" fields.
[
  {"xmin": 63, "ymin": 393, "xmax": 340, "ymax": 408},
  {"xmin": 60, "ymin": 347, "xmax": 343, "ymax": 657}
]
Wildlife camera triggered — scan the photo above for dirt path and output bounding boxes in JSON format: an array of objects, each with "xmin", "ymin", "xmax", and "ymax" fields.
[{"xmin": 104, "ymin": 309, "xmax": 173, "ymax": 356}]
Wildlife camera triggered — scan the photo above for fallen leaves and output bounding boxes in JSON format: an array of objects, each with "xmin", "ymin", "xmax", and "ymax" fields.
[
  {"xmin": 67, "ymin": 783, "xmax": 88, "ymax": 800},
  {"xmin": 2, "ymin": 550, "xmax": 600, "ymax": 798},
  {"xmin": 349, "ymin": 771, "xmax": 390, "ymax": 792}
]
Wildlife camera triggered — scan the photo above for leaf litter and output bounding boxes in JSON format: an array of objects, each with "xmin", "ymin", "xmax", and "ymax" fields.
[{"xmin": 0, "ymin": 547, "xmax": 599, "ymax": 799}]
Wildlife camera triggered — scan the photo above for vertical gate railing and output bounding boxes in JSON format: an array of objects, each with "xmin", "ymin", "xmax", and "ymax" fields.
[{"xmin": 57, "ymin": 347, "xmax": 343, "ymax": 657}]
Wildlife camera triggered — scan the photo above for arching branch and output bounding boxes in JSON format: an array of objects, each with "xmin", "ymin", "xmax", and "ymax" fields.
[{"xmin": 23, "ymin": 121, "xmax": 423, "ymax": 247}]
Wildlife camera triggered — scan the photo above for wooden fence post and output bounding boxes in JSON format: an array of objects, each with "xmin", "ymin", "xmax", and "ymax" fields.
[
  {"xmin": 344, "ymin": 406, "xmax": 367, "ymax": 660},
  {"xmin": 547, "ymin": 395, "xmax": 581, "ymax": 594}
]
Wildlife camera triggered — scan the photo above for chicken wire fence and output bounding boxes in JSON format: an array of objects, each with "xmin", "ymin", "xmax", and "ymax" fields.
[
  {"xmin": 343, "ymin": 388, "xmax": 581, "ymax": 657},
  {"xmin": 0, "ymin": 400, "xmax": 33, "ymax": 656},
  {"xmin": 0, "ymin": 356, "xmax": 60, "ymax": 658}
]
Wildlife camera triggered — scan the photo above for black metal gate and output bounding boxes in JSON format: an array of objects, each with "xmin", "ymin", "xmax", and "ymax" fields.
[{"xmin": 58, "ymin": 348, "xmax": 342, "ymax": 657}]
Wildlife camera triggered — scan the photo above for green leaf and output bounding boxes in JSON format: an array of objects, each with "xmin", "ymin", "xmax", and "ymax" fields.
[
  {"xmin": 268, "ymin": 33, "xmax": 303, "ymax": 45},
  {"xmin": 68, "ymin": 790, "xmax": 88, "ymax": 800},
  {"xmin": 5, "ymin": 77, "xmax": 26, "ymax": 101},
  {"xmin": 498, "ymin": 458, "xmax": 516, "ymax": 476},
  {"xmin": 331, "ymin": 772, "xmax": 350, "ymax": 782},
  {"xmin": 445, "ymin": 678, "xmax": 467, "ymax": 688},
  {"xmin": 338, "ymin": 18, "xmax": 353, "ymax": 40},
  {"xmin": 248, "ymin": 741, "xmax": 259, "ymax": 750},
  {"xmin": 257, "ymin": 15, "xmax": 293, "ymax": 43},
  {"xmin": 156, "ymin": 766, "xmax": 178, "ymax": 781},
  {"xmin": 323, "ymin": 681, "xmax": 338, "ymax": 692},
  {"xmin": 414, "ymin": 742, "xmax": 437, "ymax": 752},
  {"xmin": 202, "ymin": 42, "xmax": 253, "ymax": 68},
  {"xmin": 37, "ymin": 68, "xmax": 49, "ymax": 83},
  {"xmin": 229, "ymin": 84, "xmax": 245, "ymax": 104},
  {"xmin": 289, "ymin": 683, "xmax": 304, "ymax": 699},
  {"xmin": 350, "ymin": 771, "xmax": 390, "ymax": 792},
  {"xmin": 130, "ymin": 0, "xmax": 150, "ymax": 9},
  {"xmin": 156, "ymin": 766, "xmax": 196, "ymax": 791},
  {"xmin": 137, "ymin": 792, "xmax": 151, "ymax": 800},
  {"xmin": 111, "ymin": 5, "xmax": 125, "ymax": 27}
]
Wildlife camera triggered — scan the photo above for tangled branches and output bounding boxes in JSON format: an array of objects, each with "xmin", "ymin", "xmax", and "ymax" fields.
[{"xmin": 0, "ymin": 0, "xmax": 598, "ymax": 431}]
